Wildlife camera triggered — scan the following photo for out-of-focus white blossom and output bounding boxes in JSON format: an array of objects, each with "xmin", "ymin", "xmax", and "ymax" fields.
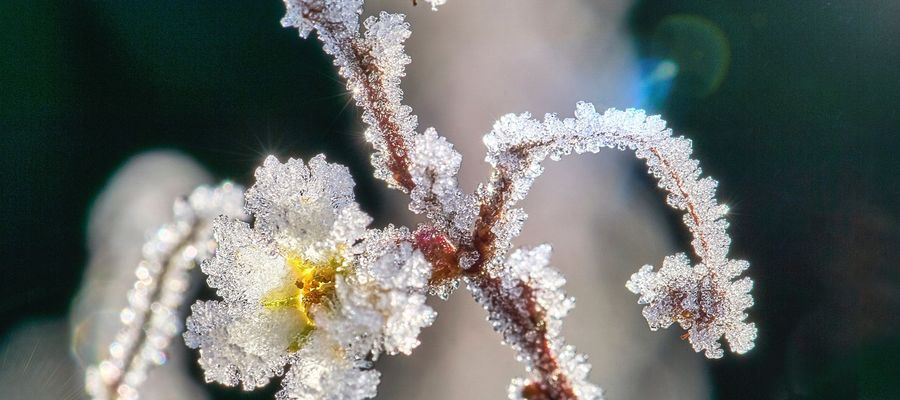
[
  {"xmin": 86, "ymin": 181, "xmax": 245, "ymax": 400},
  {"xmin": 184, "ymin": 155, "xmax": 435, "ymax": 399}
]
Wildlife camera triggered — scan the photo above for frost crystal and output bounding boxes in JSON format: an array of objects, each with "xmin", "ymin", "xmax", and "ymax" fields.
[
  {"xmin": 408, "ymin": 128, "xmax": 477, "ymax": 240},
  {"xmin": 86, "ymin": 182, "xmax": 245, "ymax": 400},
  {"xmin": 184, "ymin": 155, "xmax": 434, "ymax": 399},
  {"xmin": 626, "ymin": 255, "xmax": 756, "ymax": 358},
  {"xmin": 484, "ymin": 103, "xmax": 756, "ymax": 357},
  {"xmin": 470, "ymin": 246, "xmax": 603, "ymax": 400}
]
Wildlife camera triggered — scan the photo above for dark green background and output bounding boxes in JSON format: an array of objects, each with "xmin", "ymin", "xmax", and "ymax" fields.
[{"xmin": 1, "ymin": 1, "xmax": 897, "ymax": 399}]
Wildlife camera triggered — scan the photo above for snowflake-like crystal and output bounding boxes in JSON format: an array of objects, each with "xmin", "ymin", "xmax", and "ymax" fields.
[
  {"xmin": 626, "ymin": 253, "xmax": 756, "ymax": 358},
  {"xmin": 184, "ymin": 155, "xmax": 435, "ymax": 399}
]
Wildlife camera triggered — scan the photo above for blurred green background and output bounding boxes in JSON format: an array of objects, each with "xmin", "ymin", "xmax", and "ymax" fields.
[{"xmin": 1, "ymin": 0, "xmax": 897, "ymax": 399}]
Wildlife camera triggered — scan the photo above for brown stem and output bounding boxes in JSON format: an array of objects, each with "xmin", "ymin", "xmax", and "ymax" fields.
[
  {"xmin": 649, "ymin": 147, "xmax": 710, "ymax": 262},
  {"xmin": 349, "ymin": 40, "xmax": 415, "ymax": 191},
  {"xmin": 304, "ymin": 7, "xmax": 415, "ymax": 192},
  {"xmin": 472, "ymin": 276, "xmax": 577, "ymax": 400},
  {"xmin": 464, "ymin": 172, "xmax": 510, "ymax": 275},
  {"xmin": 414, "ymin": 225, "xmax": 460, "ymax": 285}
]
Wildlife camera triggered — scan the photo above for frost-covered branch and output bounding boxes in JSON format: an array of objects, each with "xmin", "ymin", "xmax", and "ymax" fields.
[
  {"xmin": 282, "ymin": 1, "xmax": 476, "ymax": 243},
  {"xmin": 86, "ymin": 183, "xmax": 244, "ymax": 400},
  {"xmin": 278, "ymin": 1, "xmax": 756, "ymax": 398},
  {"xmin": 469, "ymin": 246, "xmax": 601, "ymax": 400},
  {"xmin": 483, "ymin": 103, "xmax": 757, "ymax": 358}
]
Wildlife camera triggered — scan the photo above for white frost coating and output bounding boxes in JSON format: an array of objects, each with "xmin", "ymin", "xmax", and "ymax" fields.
[
  {"xmin": 409, "ymin": 128, "xmax": 478, "ymax": 239},
  {"xmin": 626, "ymin": 255, "xmax": 756, "ymax": 358},
  {"xmin": 484, "ymin": 102, "xmax": 756, "ymax": 358},
  {"xmin": 470, "ymin": 246, "xmax": 603, "ymax": 400},
  {"xmin": 86, "ymin": 182, "xmax": 246, "ymax": 400},
  {"xmin": 244, "ymin": 155, "xmax": 359, "ymax": 257},
  {"xmin": 327, "ymin": 227, "xmax": 436, "ymax": 356},
  {"xmin": 184, "ymin": 155, "xmax": 434, "ymax": 399},
  {"xmin": 281, "ymin": 2, "xmax": 473, "ymax": 247},
  {"xmin": 284, "ymin": 1, "xmax": 419, "ymax": 190}
]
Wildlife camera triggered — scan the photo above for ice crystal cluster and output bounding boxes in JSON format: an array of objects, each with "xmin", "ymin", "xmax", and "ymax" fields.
[
  {"xmin": 88, "ymin": 1, "xmax": 757, "ymax": 399},
  {"xmin": 86, "ymin": 182, "xmax": 245, "ymax": 400}
]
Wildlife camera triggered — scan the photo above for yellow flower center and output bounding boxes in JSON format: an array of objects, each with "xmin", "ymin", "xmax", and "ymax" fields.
[{"xmin": 261, "ymin": 247, "xmax": 345, "ymax": 352}]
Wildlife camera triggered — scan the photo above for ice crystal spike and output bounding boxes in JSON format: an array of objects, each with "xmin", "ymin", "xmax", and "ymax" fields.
[
  {"xmin": 483, "ymin": 103, "xmax": 756, "ymax": 357},
  {"xmin": 470, "ymin": 246, "xmax": 603, "ymax": 400},
  {"xmin": 184, "ymin": 155, "xmax": 434, "ymax": 399},
  {"xmin": 408, "ymin": 128, "xmax": 477, "ymax": 240},
  {"xmin": 85, "ymin": 182, "xmax": 246, "ymax": 400}
]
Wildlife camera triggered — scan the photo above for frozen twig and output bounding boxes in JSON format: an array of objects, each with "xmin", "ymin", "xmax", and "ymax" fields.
[
  {"xmin": 86, "ymin": 183, "xmax": 244, "ymax": 400},
  {"xmin": 483, "ymin": 104, "xmax": 757, "ymax": 358}
]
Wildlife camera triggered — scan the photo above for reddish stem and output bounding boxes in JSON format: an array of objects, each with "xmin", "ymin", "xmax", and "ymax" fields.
[
  {"xmin": 414, "ymin": 226, "xmax": 461, "ymax": 285},
  {"xmin": 472, "ymin": 276, "xmax": 577, "ymax": 400},
  {"xmin": 349, "ymin": 41, "xmax": 415, "ymax": 191}
]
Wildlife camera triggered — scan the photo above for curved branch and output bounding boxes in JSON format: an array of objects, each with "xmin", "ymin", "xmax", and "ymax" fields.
[{"xmin": 481, "ymin": 103, "xmax": 757, "ymax": 358}]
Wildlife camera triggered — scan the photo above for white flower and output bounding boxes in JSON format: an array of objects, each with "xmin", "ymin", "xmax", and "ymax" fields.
[{"xmin": 184, "ymin": 155, "xmax": 435, "ymax": 399}]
